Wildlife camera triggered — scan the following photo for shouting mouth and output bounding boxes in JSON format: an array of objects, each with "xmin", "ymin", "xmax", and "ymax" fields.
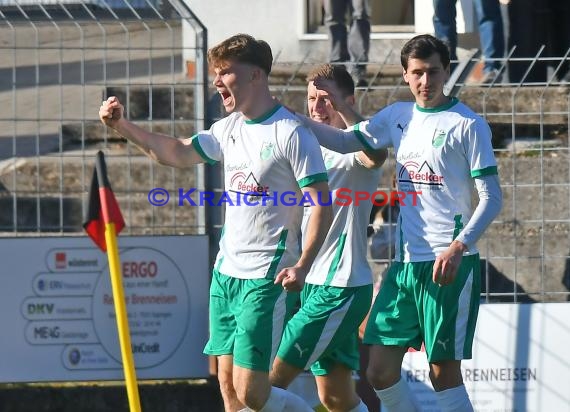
[{"xmin": 219, "ymin": 90, "xmax": 232, "ymax": 106}]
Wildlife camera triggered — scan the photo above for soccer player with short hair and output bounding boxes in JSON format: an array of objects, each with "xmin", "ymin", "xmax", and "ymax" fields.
[
  {"xmin": 271, "ymin": 63, "xmax": 386, "ymax": 412},
  {"xmin": 299, "ymin": 34, "xmax": 503, "ymax": 412},
  {"xmin": 99, "ymin": 34, "xmax": 333, "ymax": 412}
]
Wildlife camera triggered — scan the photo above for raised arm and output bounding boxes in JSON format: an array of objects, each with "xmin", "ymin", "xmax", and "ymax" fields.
[
  {"xmin": 327, "ymin": 88, "xmax": 388, "ymax": 169},
  {"xmin": 99, "ymin": 96, "xmax": 204, "ymax": 168},
  {"xmin": 357, "ymin": 148, "xmax": 388, "ymax": 169},
  {"xmin": 313, "ymin": 78, "xmax": 388, "ymax": 169},
  {"xmin": 296, "ymin": 115, "xmax": 369, "ymax": 153}
]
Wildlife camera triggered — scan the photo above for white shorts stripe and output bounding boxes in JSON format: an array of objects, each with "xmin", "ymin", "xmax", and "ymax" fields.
[
  {"xmin": 304, "ymin": 294, "xmax": 354, "ymax": 369},
  {"xmin": 455, "ymin": 268, "xmax": 473, "ymax": 358},
  {"xmin": 270, "ymin": 290, "xmax": 287, "ymax": 365}
]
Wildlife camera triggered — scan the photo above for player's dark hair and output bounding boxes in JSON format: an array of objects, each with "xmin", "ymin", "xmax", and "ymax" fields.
[{"xmin": 400, "ymin": 34, "xmax": 451, "ymax": 71}]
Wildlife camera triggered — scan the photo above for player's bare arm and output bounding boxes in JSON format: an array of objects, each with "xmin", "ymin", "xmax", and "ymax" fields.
[
  {"xmin": 357, "ymin": 149, "xmax": 388, "ymax": 169},
  {"xmin": 275, "ymin": 181, "xmax": 333, "ymax": 291},
  {"xmin": 99, "ymin": 96, "xmax": 204, "ymax": 168},
  {"xmin": 313, "ymin": 78, "xmax": 387, "ymax": 170},
  {"xmin": 313, "ymin": 77, "xmax": 363, "ymax": 127}
]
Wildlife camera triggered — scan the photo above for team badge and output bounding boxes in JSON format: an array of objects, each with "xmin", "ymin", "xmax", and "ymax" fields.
[
  {"xmin": 323, "ymin": 152, "xmax": 334, "ymax": 169},
  {"xmin": 260, "ymin": 142, "xmax": 274, "ymax": 160},
  {"xmin": 432, "ymin": 129, "xmax": 446, "ymax": 148}
]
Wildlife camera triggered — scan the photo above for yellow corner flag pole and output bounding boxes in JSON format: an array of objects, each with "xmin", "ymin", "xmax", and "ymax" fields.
[
  {"xmin": 84, "ymin": 151, "xmax": 141, "ymax": 412},
  {"xmin": 104, "ymin": 222, "xmax": 142, "ymax": 412}
]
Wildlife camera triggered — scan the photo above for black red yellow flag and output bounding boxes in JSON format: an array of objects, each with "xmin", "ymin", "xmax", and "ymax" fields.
[
  {"xmin": 83, "ymin": 151, "xmax": 125, "ymax": 251},
  {"xmin": 82, "ymin": 151, "xmax": 141, "ymax": 412}
]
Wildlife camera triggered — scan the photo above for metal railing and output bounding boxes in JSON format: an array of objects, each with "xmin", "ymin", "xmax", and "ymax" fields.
[{"xmin": 263, "ymin": 48, "xmax": 570, "ymax": 304}]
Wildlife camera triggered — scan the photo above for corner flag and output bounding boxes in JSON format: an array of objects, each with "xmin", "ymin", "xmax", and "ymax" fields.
[
  {"xmin": 83, "ymin": 151, "xmax": 125, "ymax": 251},
  {"xmin": 83, "ymin": 151, "xmax": 141, "ymax": 412}
]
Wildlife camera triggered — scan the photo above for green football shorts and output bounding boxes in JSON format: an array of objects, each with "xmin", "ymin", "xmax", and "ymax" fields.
[
  {"xmin": 277, "ymin": 283, "xmax": 372, "ymax": 375},
  {"xmin": 363, "ymin": 254, "xmax": 481, "ymax": 362},
  {"xmin": 203, "ymin": 269, "xmax": 288, "ymax": 371}
]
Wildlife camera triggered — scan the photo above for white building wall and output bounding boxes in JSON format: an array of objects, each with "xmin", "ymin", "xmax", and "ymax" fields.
[
  {"xmin": 182, "ymin": 0, "xmax": 309, "ymax": 64},
  {"xmin": 181, "ymin": 0, "xmax": 474, "ymax": 68},
  {"xmin": 0, "ymin": 0, "xmax": 473, "ymax": 64}
]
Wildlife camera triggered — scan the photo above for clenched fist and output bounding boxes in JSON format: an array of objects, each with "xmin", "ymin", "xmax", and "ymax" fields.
[{"xmin": 99, "ymin": 96, "xmax": 124, "ymax": 128}]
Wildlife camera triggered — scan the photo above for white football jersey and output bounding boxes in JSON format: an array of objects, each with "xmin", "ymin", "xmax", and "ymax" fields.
[
  {"xmin": 355, "ymin": 98, "xmax": 498, "ymax": 262},
  {"xmin": 303, "ymin": 147, "xmax": 382, "ymax": 287},
  {"xmin": 192, "ymin": 105, "xmax": 328, "ymax": 278}
]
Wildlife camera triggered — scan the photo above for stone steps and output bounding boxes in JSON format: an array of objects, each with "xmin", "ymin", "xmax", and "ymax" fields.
[
  {"xmin": 4, "ymin": 81, "xmax": 569, "ymax": 235},
  {"xmin": 0, "ymin": 147, "xmax": 198, "ymax": 234},
  {"xmin": 1, "ymin": 81, "xmax": 569, "ymax": 301},
  {"xmin": 86, "ymin": 83, "xmax": 570, "ymax": 149}
]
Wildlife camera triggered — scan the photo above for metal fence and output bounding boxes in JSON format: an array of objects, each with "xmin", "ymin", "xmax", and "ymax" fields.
[
  {"xmin": 0, "ymin": 0, "xmax": 208, "ymax": 236},
  {"xmin": 268, "ymin": 51, "xmax": 570, "ymax": 304},
  {"xmin": 0, "ymin": 0, "xmax": 162, "ymax": 6},
  {"xmin": 0, "ymin": 1, "xmax": 569, "ymax": 303}
]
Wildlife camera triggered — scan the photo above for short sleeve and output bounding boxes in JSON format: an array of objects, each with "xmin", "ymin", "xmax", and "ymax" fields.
[
  {"xmin": 189, "ymin": 119, "xmax": 227, "ymax": 164},
  {"xmin": 285, "ymin": 127, "xmax": 328, "ymax": 188},
  {"xmin": 464, "ymin": 118, "xmax": 498, "ymax": 177}
]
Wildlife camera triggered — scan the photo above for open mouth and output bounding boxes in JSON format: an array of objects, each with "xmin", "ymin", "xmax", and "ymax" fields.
[{"xmin": 219, "ymin": 91, "xmax": 232, "ymax": 105}]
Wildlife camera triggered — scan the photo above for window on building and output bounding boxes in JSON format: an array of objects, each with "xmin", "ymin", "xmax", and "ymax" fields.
[{"xmin": 305, "ymin": 0, "xmax": 414, "ymax": 34}]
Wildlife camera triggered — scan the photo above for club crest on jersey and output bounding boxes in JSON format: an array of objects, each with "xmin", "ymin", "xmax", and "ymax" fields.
[
  {"xmin": 432, "ymin": 129, "xmax": 446, "ymax": 148},
  {"xmin": 323, "ymin": 152, "xmax": 334, "ymax": 170},
  {"xmin": 260, "ymin": 142, "xmax": 275, "ymax": 160}
]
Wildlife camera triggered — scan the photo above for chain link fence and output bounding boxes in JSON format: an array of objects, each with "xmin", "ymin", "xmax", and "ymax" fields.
[
  {"xmin": 0, "ymin": 1, "xmax": 569, "ymax": 302},
  {"xmin": 266, "ymin": 49, "xmax": 570, "ymax": 304},
  {"xmin": 0, "ymin": 0, "xmax": 207, "ymax": 236}
]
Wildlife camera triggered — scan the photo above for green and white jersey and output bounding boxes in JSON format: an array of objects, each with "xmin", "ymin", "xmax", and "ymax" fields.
[
  {"xmin": 355, "ymin": 98, "xmax": 497, "ymax": 262},
  {"xmin": 302, "ymin": 147, "xmax": 382, "ymax": 287},
  {"xmin": 192, "ymin": 105, "xmax": 328, "ymax": 279}
]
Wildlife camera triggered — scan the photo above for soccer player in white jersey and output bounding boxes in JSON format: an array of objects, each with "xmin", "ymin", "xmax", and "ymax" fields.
[
  {"xmin": 99, "ymin": 34, "xmax": 333, "ymax": 412},
  {"xmin": 297, "ymin": 34, "xmax": 503, "ymax": 412},
  {"xmin": 271, "ymin": 64, "xmax": 386, "ymax": 412}
]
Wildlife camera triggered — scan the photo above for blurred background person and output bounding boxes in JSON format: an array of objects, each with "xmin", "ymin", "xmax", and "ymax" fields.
[
  {"xmin": 324, "ymin": 0, "xmax": 372, "ymax": 87},
  {"xmin": 433, "ymin": 0, "xmax": 505, "ymax": 83}
]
